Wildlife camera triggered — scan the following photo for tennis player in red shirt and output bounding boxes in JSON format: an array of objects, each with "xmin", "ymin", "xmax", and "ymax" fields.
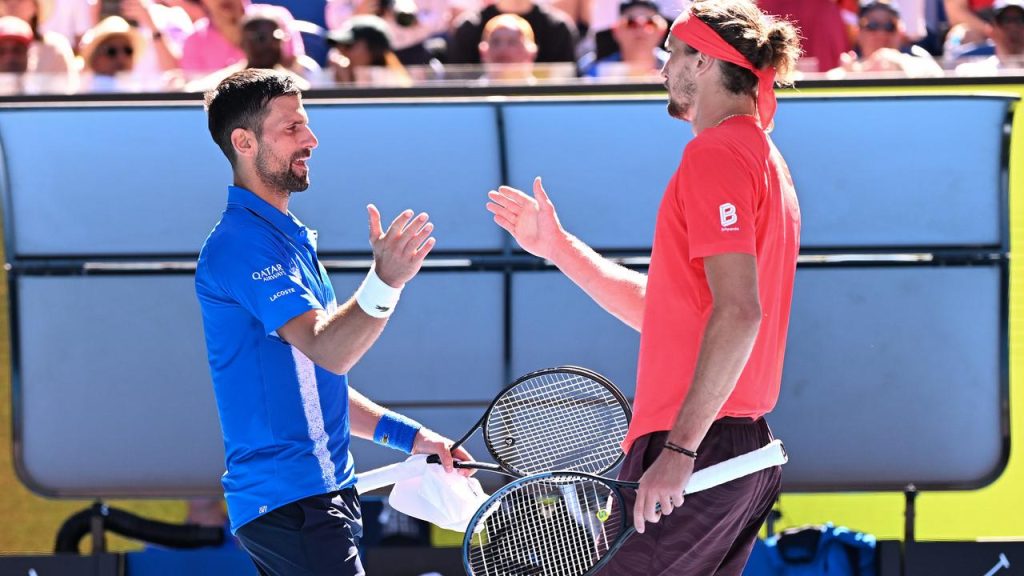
[{"xmin": 486, "ymin": 0, "xmax": 802, "ymax": 573}]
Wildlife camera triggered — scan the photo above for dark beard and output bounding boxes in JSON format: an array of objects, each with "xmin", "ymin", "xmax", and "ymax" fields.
[
  {"xmin": 255, "ymin": 149, "xmax": 310, "ymax": 193},
  {"xmin": 667, "ymin": 76, "xmax": 696, "ymax": 120},
  {"xmin": 668, "ymin": 100, "xmax": 687, "ymax": 119}
]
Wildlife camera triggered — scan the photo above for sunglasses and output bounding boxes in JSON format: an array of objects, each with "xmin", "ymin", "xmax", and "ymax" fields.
[
  {"xmin": 624, "ymin": 15, "xmax": 657, "ymax": 29},
  {"xmin": 102, "ymin": 44, "xmax": 134, "ymax": 58},
  {"xmin": 861, "ymin": 19, "xmax": 897, "ymax": 31}
]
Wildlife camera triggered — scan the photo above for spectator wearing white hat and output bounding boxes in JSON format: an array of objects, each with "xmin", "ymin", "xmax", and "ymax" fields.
[
  {"xmin": 0, "ymin": 0, "xmax": 75, "ymax": 81},
  {"xmin": 0, "ymin": 14, "xmax": 31, "ymax": 92},
  {"xmin": 0, "ymin": 14, "xmax": 31, "ymax": 73},
  {"xmin": 78, "ymin": 15, "xmax": 147, "ymax": 91}
]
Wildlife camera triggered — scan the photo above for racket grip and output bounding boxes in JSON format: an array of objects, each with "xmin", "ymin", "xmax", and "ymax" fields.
[
  {"xmin": 425, "ymin": 455, "xmax": 504, "ymax": 473},
  {"xmin": 685, "ymin": 439, "xmax": 788, "ymax": 495}
]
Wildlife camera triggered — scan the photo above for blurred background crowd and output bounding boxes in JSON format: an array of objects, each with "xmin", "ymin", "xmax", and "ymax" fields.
[{"xmin": 0, "ymin": 0, "xmax": 1019, "ymax": 94}]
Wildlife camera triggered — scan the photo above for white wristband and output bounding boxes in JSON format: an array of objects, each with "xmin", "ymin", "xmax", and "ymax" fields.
[{"xmin": 355, "ymin": 266, "xmax": 402, "ymax": 318}]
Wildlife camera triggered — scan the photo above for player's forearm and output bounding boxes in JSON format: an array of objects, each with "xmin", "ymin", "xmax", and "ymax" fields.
[
  {"xmin": 666, "ymin": 304, "xmax": 761, "ymax": 451},
  {"xmin": 548, "ymin": 233, "xmax": 647, "ymax": 331},
  {"xmin": 348, "ymin": 386, "xmax": 388, "ymax": 440},
  {"xmin": 305, "ymin": 301, "xmax": 389, "ymax": 375}
]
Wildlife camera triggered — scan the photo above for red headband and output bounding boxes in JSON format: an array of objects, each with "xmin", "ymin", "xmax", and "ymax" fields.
[{"xmin": 671, "ymin": 14, "xmax": 776, "ymax": 130}]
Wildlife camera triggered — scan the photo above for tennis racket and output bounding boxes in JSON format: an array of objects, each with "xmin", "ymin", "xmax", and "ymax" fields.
[
  {"xmin": 356, "ymin": 365, "xmax": 632, "ymax": 492},
  {"xmin": 426, "ymin": 365, "xmax": 631, "ymax": 477},
  {"xmin": 463, "ymin": 439, "xmax": 788, "ymax": 576}
]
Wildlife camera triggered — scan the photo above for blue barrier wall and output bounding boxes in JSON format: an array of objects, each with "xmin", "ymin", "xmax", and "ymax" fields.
[{"xmin": 0, "ymin": 94, "xmax": 1012, "ymax": 496}]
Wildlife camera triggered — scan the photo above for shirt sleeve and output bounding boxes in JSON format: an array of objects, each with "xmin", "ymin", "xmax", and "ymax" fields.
[
  {"xmin": 209, "ymin": 231, "xmax": 323, "ymax": 335},
  {"xmin": 678, "ymin": 140, "xmax": 758, "ymax": 261}
]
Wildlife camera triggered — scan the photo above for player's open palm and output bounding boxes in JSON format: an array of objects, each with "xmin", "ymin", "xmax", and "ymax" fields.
[
  {"xmin": 367, "ymin": 205, "xmax": 435, "ymax": 288},
  {"xmin": 487, "ymin": 177, "xmax": 565, "ymax": 260}
]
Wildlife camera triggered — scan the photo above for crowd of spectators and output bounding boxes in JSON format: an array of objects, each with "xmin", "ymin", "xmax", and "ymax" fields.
[{"xmin": 0, "ymin": 0, "xmax": 1019, "ymax": 94}]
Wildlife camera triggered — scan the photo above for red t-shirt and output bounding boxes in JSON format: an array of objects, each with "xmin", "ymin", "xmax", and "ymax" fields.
[{"xmin": 623, "ymin": 115, "xmax": 801, "ymax": 453}]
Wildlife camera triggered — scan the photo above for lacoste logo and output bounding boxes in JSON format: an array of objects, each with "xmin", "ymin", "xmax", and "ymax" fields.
[
  {"xmin": 375, "ymin": 305, "xmax": 391, "ymax": 312},
  {"xmin": 270, "ymin": 288, "xmax": 295, "ymax": 302}
]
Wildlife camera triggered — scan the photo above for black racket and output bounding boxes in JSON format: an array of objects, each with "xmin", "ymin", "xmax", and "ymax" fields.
[
  {"xmin": 462, "ymin": 440, "xmax": 788, "ymax": 576},
  {"xmin": 424, "ymin": 365, "xmax": 632, "ymax": 477}
]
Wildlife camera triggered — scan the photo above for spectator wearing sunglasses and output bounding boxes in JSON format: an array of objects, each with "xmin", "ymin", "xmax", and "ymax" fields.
[
  {"xmin": 581, "ymin": 0, "xmax": 667, "ymax": 77},
  {"xmin": 186, "ymin": 9, "xmax": 317, "ymax": 91},
  {"xmin": 826, "ymin": 0, "xmax": 941, "ymax": 77},
  {"xmin": 78, "ymin": 15, "xmax": 148, "ymax": 91},
  {"xmin": 956, "ymin": 0, "xmax": 1024, "ymax": 73},
  {"xmin": 180, "ymin": 0, "xmax": 306, "ymax": 76}
]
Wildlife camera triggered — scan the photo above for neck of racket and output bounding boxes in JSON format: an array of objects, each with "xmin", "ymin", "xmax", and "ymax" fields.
[{"xmin": 424, "ymin": 455, "xmax": 514, "ymax": 476}]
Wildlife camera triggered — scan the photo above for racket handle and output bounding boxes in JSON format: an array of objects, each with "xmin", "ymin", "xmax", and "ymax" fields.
[
  {"xmin": 425, "ymin": 454, "xmax": 505, "ymax": 473},
  {"xmin": 685, "ymin": 439, "xmax": 788, "ymax": 495}
]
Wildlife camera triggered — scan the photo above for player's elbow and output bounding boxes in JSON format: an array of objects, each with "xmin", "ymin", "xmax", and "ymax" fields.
[
  {"xmin": 714, "ymin": 299, "xmax": 762, "ymax": 331},
  {"xmin": 317, "ymin": 353, "xmax": 354, "ymax": 375},
  {"xmin": 296, "ymin": 341, "xmax": 353, "ymax": 375}
]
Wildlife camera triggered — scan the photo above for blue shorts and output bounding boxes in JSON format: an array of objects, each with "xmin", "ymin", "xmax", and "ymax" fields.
[{"xmin": 236, "ymin": 487, "xmax": 364, "ymax": 576}]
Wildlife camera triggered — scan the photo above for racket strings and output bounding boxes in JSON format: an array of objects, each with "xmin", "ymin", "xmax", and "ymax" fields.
[
  {"xmin": 468, "ymin": 476, "xmax": 625, "ymax": 576},
  {"xmin": 486, "ymin": 373, "xmax": 630, "ymax": 476},
  {"xmin": 495, "ymin": 380, "xmax": 625, "ymax": 473}
]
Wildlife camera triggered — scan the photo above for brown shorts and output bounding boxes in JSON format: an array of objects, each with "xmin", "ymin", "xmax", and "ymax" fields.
[{"xmin": 596, "ymin": 417, "xmax": 782, "ymax": 576}]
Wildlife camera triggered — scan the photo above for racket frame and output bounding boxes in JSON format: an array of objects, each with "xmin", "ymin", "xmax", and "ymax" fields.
[
  {"xmin": 462, "ymin": 439, "xmax": 789, "ymax": 576},
  {"xmin": 428, "ymin": 365, "xmax": 632, "ymax": 477},
  {"xmin": 462, "ymin": 469, "xmax": 633, "ymax": 576}
]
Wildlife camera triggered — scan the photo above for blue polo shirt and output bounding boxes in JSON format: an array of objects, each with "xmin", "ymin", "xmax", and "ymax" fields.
[{"xmin": 196, "ymin": 186, "xmax": 356, "ymax": 533}]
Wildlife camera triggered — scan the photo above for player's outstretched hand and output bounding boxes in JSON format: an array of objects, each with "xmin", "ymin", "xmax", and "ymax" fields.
[
  {"xmin": 367, "ymin": 205, "xmax": 435, "ymax": 288},
  {"xmin": 487, "ymin": 177, "xmax": 567, "ymax": 261}
]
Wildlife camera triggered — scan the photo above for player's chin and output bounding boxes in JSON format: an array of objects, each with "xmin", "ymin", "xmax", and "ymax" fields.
[{"xmin": 667, "ymin": 100, "xmax": 686, "ymax": 120}]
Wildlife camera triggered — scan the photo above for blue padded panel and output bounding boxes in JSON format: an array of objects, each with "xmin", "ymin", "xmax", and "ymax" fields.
[
  {"xmin": 775, "ymin": 265, "xmax": 1004, "ymax": 490},
  {"xmin": 502, "ymin": 100, "xmax": 690, "ymax": 251},
  {"xmin": 771, "ymin": 97, "xmax": 1007, "ymax": 249},
  {"xmin": 509, "ymin": 271, "xmax": 641, "ymax": 397},
  {"xmin": 502, "ymin": 96, "xmax": 1010, "ymax": 250},
  {"xmin": 0, "ymin": 103, "xmax": 503, "ymax": 256},
  {"xmin": 14, "ymin": 272, "xmax": 503, "ymax": 495}
]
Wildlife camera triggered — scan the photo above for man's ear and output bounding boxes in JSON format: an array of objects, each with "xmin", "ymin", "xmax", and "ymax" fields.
[
  {"xmin": 231, "ymin": 127, "xmax": 257, "ymax": 160},
  {"xmin": 694, "ymin": 52, "xmax": 716, "ymax": 76}
]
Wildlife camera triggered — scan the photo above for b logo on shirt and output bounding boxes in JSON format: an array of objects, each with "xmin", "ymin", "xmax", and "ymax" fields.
[{"xmin": 719, "ymin": 203, "xmax": 739, "ymax": 230}]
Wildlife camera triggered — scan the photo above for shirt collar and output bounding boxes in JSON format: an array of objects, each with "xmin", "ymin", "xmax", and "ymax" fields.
[{"xmin": 227, "ymin": 185, "xmax": 309, "ymax": 241}]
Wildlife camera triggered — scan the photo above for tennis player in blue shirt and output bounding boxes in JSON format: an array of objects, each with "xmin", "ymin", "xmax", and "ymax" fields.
[{"xmin": 196, "ymin": 69, "xmax": 470, "ymax": 576}]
